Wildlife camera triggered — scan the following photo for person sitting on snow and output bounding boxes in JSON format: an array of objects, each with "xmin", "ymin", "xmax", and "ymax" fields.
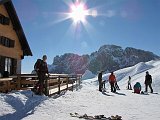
[{"xmin": 134, "ymin": 82, "xmax": 141, "ymax": 94}]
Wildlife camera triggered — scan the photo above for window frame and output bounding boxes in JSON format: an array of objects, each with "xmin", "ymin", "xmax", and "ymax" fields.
[
  {"xmin": 0, "ymin": 36, "xmax": 15, "ymax": 48},
  {"xmin": 0, "ymin": 13, "xmax": 10, "ymax": 25}
]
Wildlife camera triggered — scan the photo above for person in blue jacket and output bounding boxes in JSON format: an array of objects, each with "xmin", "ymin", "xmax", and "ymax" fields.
[{"xmin": 134, "ymin": 82, "xmax": 141, "ymax": 94}]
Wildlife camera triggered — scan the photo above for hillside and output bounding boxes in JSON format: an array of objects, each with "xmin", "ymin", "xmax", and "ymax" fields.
[
  {"xmin": 48, "ymin": 45, "xmax": 160, "ymax": 74},
  {"xmin": 0, "ymin": 60, "xmax": 160, "ymax": 120}
]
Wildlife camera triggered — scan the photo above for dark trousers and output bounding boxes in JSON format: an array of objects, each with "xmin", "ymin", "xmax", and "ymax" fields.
[
  {"xmin": 128, "ymin": 83, "xmax": 132, "ymax": 90},
  {"xmin": 98, "ymin": 79, "xmax": 102, "ymax": 92},
  {"xmin": 110, "ymin": 83, "xmax": 116, "ymax": 92},
  {"xmin": 102, "ymin": 81, "xmax": 105, "ymax": 89},
  {"xmin": 145, "ymin": 84, "xmax": 153, "ymax": 93},
  {"xmin": 38, "ymin": 72, "xmax": 46, "ymax": 94}
]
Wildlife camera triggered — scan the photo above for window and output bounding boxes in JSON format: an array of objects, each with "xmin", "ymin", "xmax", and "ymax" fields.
[
  {"xmin": 5, "ymin": 58, "xmax": 11, "ymax": 74},
  {"xmin": 0, "ymin": 36, "xmax": 15, "ymax": 48},
  {"xmin": 0, "ymin": 56, "xmax": 17, "ymax": 76},
  {"xmin": 0, "ymin": 13, "xmax": 10, "ymax": 25}
]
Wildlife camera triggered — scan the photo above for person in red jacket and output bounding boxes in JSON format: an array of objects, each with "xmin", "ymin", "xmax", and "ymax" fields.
[{"xmin": 109, "ymin": 72, "xmax": 116, "ymax": 92}]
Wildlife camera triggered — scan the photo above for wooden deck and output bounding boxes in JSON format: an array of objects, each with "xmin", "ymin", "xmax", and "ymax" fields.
[
  {"xmin": 0, "ymin": 77, "xmax": 16, "ymax": 93},
  {"xmin": 0, "ymin": 74, "xmax": 82, "ymax": 96}
]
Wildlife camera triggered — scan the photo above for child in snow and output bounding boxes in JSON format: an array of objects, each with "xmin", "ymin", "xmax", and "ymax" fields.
[
  {"xmin": 127, "ymin": 76, "xmax": 132, "ymax": 90},
  {"xmin": 134, "ymin": 82, "xmax": 141, "ymax": 94},
  {"xmin": 115, "ymin": 81, "xmax": 120, "ymax": 90}
]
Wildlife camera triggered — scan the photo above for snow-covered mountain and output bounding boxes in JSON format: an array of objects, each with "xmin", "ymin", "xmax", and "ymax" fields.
[
  {"xmin": 48, "ymin": 45, "xmax": 160, "ymax": 74},
  {"xmin": 86, "ymin": 60, "xmax": 160, "ymax": 92},
  {"xmin": 1, "ymin": 60, "xmax": 160, "ymax": 120}
]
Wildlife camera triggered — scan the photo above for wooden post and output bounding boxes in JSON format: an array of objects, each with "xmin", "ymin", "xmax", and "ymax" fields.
[
  {"xmin": 7, "ymin": 80, "xmax": 11, "ymax": 92},
  {"xmin": 66, "ymin": 77, "xmax": 69, "ymax": 90},
  {"xmin": 79, "ymin": 76, "xmax": 81, "ymax": 86},
  {"xmin": 72, "ymin": 77, "xmax": 74, "ymax": 91},
  {"xmin": 58, "ymin": 76, "xmax": 60, "ymax": 94},
  {"xmin": 17, "ymin": 74, "xmax": 21, "ymax": 90},
  {"xmin": 45, "ymin": 78, "xmax": 49, "ymax": 96},
  {"xmin": 75, "ymin": 76, "xmax": 78, "ymax": 91},
  {"xmin": 78, "ymin": 75, "xmax": 81, "ymax": 89}
]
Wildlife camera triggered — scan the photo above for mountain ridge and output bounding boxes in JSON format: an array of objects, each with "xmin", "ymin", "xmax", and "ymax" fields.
[{"xmin": 48, "ymin": 45, "xmax": 160, "ymax": 74}]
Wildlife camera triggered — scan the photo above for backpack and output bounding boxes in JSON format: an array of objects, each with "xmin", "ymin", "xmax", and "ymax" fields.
[{"xmin": 34, "ymin": 59, "xmax": 42, "ymax": 71}]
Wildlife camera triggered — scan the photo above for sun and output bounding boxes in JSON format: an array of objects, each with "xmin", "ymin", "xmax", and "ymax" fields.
[{"xmin": 69, "ymin": 2, "xmax": 88, "ymax": 23}]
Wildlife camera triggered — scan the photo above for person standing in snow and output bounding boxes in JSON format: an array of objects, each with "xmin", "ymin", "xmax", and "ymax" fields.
[
  {"xmin": 144, "ymin": 71, "xmax": 153, "ymax": 93},
  {"xmin": 127, "ymin": 76, "xmax": 132, "ymax": 90},
  {"xmin": 98, "ymin": 71, "xmax": 103, "ymax": 92},
  {"xmin": 115, "ymin": 81, "xmax": 120, "ymax": 90},
  {"xmin": 109, "ymin": 72, "xmax": 116, "ymax": 92},
  {"xmin": 37, "ymin": 55, "xmax": 49, "ymax": 95}
]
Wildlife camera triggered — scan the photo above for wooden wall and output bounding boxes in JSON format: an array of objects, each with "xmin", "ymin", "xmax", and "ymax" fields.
[
  {"xmin": 0, "ymin": 4, "xmax": 23, "ymax": 74},
  {"xmin": 0, "ymin": 4, "xmax": 23, "ymax": 60}
]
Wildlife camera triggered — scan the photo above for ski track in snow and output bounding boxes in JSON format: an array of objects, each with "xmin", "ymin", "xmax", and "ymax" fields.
[{"xmin": 0, "ymin": 60, "xmax": 160, "ymax": 120}]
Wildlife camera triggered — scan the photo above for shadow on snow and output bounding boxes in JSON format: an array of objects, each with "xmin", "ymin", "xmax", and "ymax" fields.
[
  {"xmin": 102, "ymin": 92, "xmax": 114, "ymax": 96},
  {"xmin": 0, "ymin": 91, "xmax": 47, "ymax": 120}
]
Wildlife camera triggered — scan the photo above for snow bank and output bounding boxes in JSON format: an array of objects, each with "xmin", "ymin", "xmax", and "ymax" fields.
[{"xmin": 0, "ymin": 91, "xmax": 47, "ymax": 120}]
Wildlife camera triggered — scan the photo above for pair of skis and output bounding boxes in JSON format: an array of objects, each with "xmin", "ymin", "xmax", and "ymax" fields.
[{"xmin": 70, "ymin": 113, "xmax": 122, "ymax": 120}]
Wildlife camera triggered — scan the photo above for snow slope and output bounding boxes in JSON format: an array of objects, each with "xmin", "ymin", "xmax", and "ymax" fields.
[
  {"xmin": 81, "ymin": 70, "xmax": 96, "ymax": 80},
  {"xmin": 0, "ymin": 60, "xmax": 160, "ymax": 120}
]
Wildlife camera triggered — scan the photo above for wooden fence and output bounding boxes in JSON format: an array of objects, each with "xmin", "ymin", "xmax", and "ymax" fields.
[{"xmin": 0, "ymin": 74, "xmax": 82, "ymax": 96}]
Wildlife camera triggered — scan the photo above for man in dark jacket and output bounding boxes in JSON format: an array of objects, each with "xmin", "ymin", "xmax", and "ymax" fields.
[
  {"xmin": 98, "ymin": 71, "xmax": 103, "ymax": 92},
  {"xmin": 145, "ymin": 71, "xmax": 153, "ymax": 93},
  {"xmin": 37, "ymin": 55, "xmax": 49, "ymax": 95}
]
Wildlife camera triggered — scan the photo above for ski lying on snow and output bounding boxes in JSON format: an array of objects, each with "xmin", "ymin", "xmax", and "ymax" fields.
[
  {"xmin": 70, "ymin": 113, "xmax": 122, "ymax": 120},
  {"xmin": 96, "ymin": 89, "xmax": 109, "ymax": 93},
  {"xmin": 132, "ymin": 91, "xmax": 158, "ymax": 95}
]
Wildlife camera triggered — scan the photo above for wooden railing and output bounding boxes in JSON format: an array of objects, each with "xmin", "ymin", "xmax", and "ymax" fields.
[
  {"xmin": 47, "ymin": 74, "xmax": 82, "ymax": 95},
  {"xmin": 0, "ymin": 77, "xmax": 16, "ymax": 93},
  {"xmin": 0, "ymin": 74, "xmax": 82, "ymax": 96}
]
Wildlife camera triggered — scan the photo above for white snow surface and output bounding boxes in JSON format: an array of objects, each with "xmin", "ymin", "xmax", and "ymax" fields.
[
  {"xmin": 82, "ymin": 70, "xmax": 96, "ymax": 80},
  {"xmin": 0, "ymin": 60, "xmax": 160, "ymax": 120}
]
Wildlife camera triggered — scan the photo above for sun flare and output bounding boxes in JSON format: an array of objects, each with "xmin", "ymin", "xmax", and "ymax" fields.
[{"xmin": 69, "ymin": 3, "xmax": 88, "ymax": 23}]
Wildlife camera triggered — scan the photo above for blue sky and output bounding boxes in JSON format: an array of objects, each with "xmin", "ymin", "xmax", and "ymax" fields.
[{"xmin": 12, "ymin": 0, "xmax": 160, "ymax": 73}]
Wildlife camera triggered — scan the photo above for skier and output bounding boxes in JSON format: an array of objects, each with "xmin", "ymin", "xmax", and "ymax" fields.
[
  {"xmin": 133, "ymin": 82, "xmax": 141, "ymax": 94},
  {"xmin": 145, "ymin": 71, "xmax": 153, "ymax": 93},
  {"xmin": 34, "ymin": 55, "xmax": 49, "ymax": 95},
  {"xmin": 115, "ymin": 81, "xmax": 120, "ymax": 90},
  {"xmin": 98, "ymin": 71, "xmax": 103, "ymax": 92},
  {"xmin": 127, "ymin": 76, "xmax": 132, "ymax": 90},
  {"xmin": 109, "ymin": 72, "xmax": 116, "ymax": 92}
]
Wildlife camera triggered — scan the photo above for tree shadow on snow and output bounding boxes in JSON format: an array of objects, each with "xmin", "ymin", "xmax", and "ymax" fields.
[{"xmin": 0, "ymin": 91, "xmax": 47, "ymax": 120}]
